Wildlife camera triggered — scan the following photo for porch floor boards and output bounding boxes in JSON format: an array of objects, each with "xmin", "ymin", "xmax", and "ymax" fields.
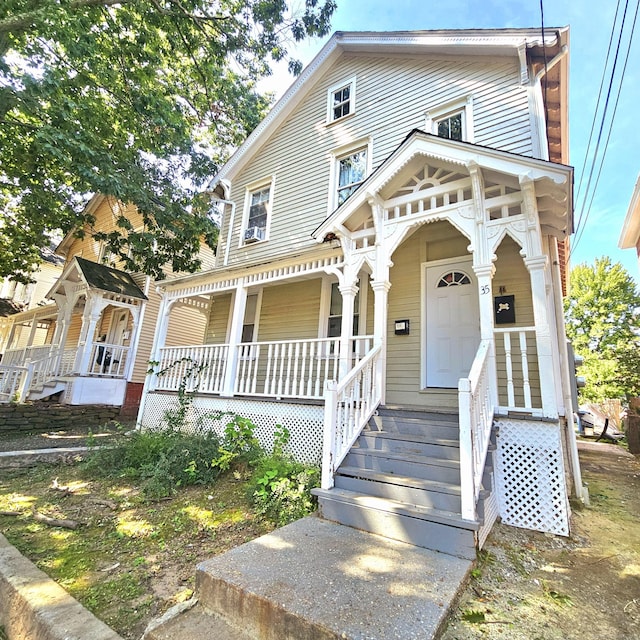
[{"xmin": 314, "ymin": 407, "xmax": 480, "ymax": 560}]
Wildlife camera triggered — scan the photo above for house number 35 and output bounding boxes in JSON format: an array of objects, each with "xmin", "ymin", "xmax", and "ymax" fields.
[{"xmin": 480, "ymin": 285, "xmax": 490, "ymax": 294}]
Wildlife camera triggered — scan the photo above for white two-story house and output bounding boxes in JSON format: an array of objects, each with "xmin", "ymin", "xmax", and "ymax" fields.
[{"xmin": 138, "ymin": 28, "xmax": 581, "ymax": 559}]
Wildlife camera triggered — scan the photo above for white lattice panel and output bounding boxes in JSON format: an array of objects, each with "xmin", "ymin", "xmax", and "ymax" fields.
[
  {"xmin": 141, "ymin": 393, "xmax": 324, "ymax": 464},
  {"xmin": 494, "ymin": 419, "xmax": 569, "ymax": 536},
  {"xmin": 477, "ymin": 450, "xmax": 499, "ymax": 549}
]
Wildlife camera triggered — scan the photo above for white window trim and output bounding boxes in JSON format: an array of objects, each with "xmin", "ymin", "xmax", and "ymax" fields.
[
  {"xmin": 328, "ymin": 137, "xmax": 373, "ymax": 214},
  {"xmin": 326, "ymin": 76, "xmax": 357, "ymax": 124},
  {"xmin": 240, "ymin": 176, "xmax": 275, "ymax": 247},
  {"xmin": 425, "ymin": 95, "xmax": 474, "ymax": 143}
]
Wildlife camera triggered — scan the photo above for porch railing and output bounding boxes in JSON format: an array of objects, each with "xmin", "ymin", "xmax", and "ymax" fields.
[
  {"xmin": 155, "ymin": 344, "xmax": 229, "ymax": 393},
  {"xmin": 86, "ymin": 341, "xmax": 130, "ymax": 377},
  {"xmin": 321, "ymin": 344, "xmax": 382, "ymax": 489},
  {"xmin": 2, "ymin": 345, "xmax": 51, "ymax": 366},
  {"xmin": 494, "ymin": 327, "xmax": 540, "ymax": 413},
  {"xmin": 458, "ymin": 339, "xmax": 495, "ymax": 522},
  {"xmin": 0, "ymin": 365, "xmax": 30, "ymax": 402},
  {"xmin": 153, "ymin": 336, "xmax": 374, "ymax": 400}
]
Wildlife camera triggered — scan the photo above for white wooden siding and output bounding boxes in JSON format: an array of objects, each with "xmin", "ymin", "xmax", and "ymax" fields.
[{"xmin": 222, "ymin": 52, "xmax": 531, "ymax": 269}]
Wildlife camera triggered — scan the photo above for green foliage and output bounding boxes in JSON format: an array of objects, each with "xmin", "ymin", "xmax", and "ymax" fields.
[
  {"xmin": 462, "ymin": 609, "xmax": 486, "ymax": 624},
  {"xmin": 0, "ymin": 0, "xmax": 336, "ymax": 282},
  {"xmin": 565, "ymin": 257, "xmax": 640, "ymax": 402},
  {"xmin": 249, "ymin": 425, "xmax": 319, "ymax": 526},
  {"xmin": 84, "ymin": 426, "xmax": 224, "ymax": 499}
]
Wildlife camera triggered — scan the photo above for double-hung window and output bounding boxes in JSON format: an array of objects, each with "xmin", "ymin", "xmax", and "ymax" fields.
[
  {"xmin": 436, "ymin": 111, "xmax": 463, "ymax": 141},
  {"xmin": 327, "ymin": 77, "xmax": 356, "ymax": 123},
  {"xmin": 336, "ymin": 148, "xmax": 367, "ymax": 206},
  {"xmin": 243, "ymin": 182, "xmax": 272, "ymax": 244},
  {"xmin": 327, "ymin": 281, "xmax": 359, "ymax": 337},
  {"xmin": 425, "ymin": 96, "xmax": 474, "ymax": 143}
]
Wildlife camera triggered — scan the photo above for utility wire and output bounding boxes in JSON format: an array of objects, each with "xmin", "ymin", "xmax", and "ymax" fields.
[{"xmin": 572, "ymin": 0, "xmax": 640, "ymax": 254}]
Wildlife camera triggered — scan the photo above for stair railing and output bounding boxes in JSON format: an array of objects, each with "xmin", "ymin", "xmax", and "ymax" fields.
[
  {"xmin": 321, "ymin": 344, "xmax": 382, "ymax": 489},
  {"xmin": 0, "ymin": 364, "xmax": 31, "ymax": 403},
  {"xmin": 458, "ymin": 339, "xmax": 495, "ymax": 522}
]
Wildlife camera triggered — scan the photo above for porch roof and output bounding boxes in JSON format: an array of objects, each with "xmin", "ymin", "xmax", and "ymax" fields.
[
  {"xmin": 311, "ymin": 129, "xmax": 574, "ymax": 242},
  {"xmin": 47, "ymin": 257, "xmax": 148, "ymax": 301}
]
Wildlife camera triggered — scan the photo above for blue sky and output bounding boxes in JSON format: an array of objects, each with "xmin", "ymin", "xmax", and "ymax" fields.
[{"xmin": 270, "ymin": 0, "xmax": 640, "ymax": 280}]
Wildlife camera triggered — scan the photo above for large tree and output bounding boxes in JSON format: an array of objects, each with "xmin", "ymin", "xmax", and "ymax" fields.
[
  {"xmin": 0, "ymin": 0, "xmax": 336, "ymax": 281},
  {"xmin": 564, "ymin": 257, "xmax": 640, "ymax": 402}
]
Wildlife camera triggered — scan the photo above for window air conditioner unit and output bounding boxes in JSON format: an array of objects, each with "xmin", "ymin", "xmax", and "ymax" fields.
[{"xmin": 244, "ymin": 226, "xmax": 265, "ymax": 243}]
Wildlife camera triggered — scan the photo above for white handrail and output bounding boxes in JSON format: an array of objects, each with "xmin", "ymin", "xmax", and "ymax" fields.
[
  {"xmin": 0, "ymin": 365, "xmax": 30, "ymax": 403},
  {"xmin": 458, "ymin": 339, "xmax": 495, "ymax": 522},
  {"xmin": 321, "ymin": 344, "xmax": 382, "ymax": 489}
]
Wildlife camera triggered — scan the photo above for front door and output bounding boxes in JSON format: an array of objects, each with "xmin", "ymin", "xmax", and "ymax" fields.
[
  {"xmin": 107, "ymin": 309, "xmax": 129, "ymax": 346},
  {"xmin": 425, "ymin": 258, "xmax": 480, "ymax": 388}
]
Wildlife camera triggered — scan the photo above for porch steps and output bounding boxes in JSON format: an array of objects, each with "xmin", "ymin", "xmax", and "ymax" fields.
[
  {"xmin": 314, "ymin": 408, "xmax": 481, "ymax": 560},
  {"xmin": 27, "ymin": 379, "xmax": 67, "ymax": 401}
]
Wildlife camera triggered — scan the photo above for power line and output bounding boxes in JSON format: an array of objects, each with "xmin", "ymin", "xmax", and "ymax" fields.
[{"xmin": 571, "ymin": 0, "xmax": 639, "ymax": 258}]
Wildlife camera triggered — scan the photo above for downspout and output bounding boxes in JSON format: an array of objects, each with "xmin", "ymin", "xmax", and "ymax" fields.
[
  {"xmin": 222, "ymin": 200, "xmax": 237, "ymax": 267},
  {"xmin": 126, "ymin": 275, "xmax": 151, "ymax": 381}
]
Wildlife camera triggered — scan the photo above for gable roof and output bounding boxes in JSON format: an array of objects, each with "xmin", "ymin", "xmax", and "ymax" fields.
[
  {"xmin": 211, "ymin": 27, "xmax": 569, "ymax": 187},
  {"xmin": 47, "ymin": 257, "xmax": 147, "ymax": 301},
  {"xmin": 312, "ymin": 128, "xmax": 573, "ymax": 241}
]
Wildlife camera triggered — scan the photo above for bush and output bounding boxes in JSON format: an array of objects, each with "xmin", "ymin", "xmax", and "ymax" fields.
[{"xmin": 248, "ymin": 425, "xmax": 319, "ymax": 526}]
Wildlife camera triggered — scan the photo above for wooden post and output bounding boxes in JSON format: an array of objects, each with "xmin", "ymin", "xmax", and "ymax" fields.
[
  {"xmin": 458, "ymin": 377, "xmax": 476, "ymax": 521},
  {"xmin": 322, "ymin": 380, "xmax": 338, "ymax": 489}
]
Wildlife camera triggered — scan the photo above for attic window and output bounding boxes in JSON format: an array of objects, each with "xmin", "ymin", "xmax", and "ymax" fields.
[
  {"xmin": 425, "ymin": 96, "xmax": 474, "ymax": 143},
  {"xmin": 327, "ymin": 77, "xmax": 356, "ymax": 123}
]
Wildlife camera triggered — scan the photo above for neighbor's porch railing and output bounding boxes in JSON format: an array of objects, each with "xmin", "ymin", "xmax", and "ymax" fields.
[
  {"xmin": 0, "ymin": 365, "xmax": 30, "ymax": 402},
  {"xmin": 321, "ymin": 344, "xmax": 382, "ymax": 489},
  {"xmin": 2, "ymin": 344, "xmax": 52, "ymax": 366},
  {"xmin": 86, "ymin": 341, "xmax": 130, "ymax": 377},
  {"xmin": 458, "ymin": 339, "xmax": 496, "ymax": 522}
]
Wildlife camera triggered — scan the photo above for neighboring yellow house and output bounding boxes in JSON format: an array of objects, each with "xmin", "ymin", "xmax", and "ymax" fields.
[{"xmin": 0, "ymin": 194, "xmax": 213, "ymax": 414}]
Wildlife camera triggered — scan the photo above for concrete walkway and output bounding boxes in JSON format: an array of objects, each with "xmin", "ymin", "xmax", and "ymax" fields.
[{"xmin": 149, "ymin": 516, "xmax": 473, "ymax": 640}]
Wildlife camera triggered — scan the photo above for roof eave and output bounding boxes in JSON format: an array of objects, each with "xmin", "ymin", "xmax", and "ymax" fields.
[{"xmin": 619, "ymin": 175, "xmax": 640, "ymax": 249}]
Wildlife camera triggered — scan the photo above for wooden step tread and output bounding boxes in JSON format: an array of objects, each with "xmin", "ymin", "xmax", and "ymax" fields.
[
  {"xmin": 314, "ymin": 487, "xmax": 480, "ymax": 531},
  {"xmin": 348, "ymin": 447, "xmax": 460, "ymax": 469},
  {"xmin": 337, "ymin": 466, "xmax": 461, "ymax": 495},
  {"xmin": 361, "ymin": 430, "xmax": 459, "ymax": 447}
]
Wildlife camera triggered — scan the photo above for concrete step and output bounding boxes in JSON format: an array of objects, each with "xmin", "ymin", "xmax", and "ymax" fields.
[
  {"xmin": 343, "ymin": 448, "xmax": 460, "ymax": 484},
  {"xmin": 335, "ymin": 466, "xmax": 462, "ymax": 512},
  {"xmin": 193, "ymin": 517, "xmax": 472, "ymax": 640},
  {"xmin": 355, "ymin": 432, "xmax": 460, "ymax": 461},
  {"xmin": 144, "ymin": 603, "xmax": 254, "ymax": 640},
  {"xmin": 314, "ymin": 488, "xmax": 478, "ymax": 560}
]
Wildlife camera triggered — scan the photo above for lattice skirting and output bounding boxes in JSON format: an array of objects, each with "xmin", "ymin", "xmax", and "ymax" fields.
[
  {"xmin": 477, "ymin": 450, "xmax": 500, "ymax": 549},
  {"xmin": 494, "ymin": 419, "xmax": 569, "ymax": 536},
  {"xmin": 140, "ymin": 393, "xmax": 324, "ymax": 464}
]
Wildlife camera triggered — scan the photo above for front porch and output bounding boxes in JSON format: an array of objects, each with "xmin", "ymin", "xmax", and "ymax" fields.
[{"xmin": 0, "ymin": 257, "xmax": 147, "ymax": 405}]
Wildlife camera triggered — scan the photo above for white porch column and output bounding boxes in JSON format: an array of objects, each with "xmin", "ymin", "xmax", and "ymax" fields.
[
  {"xmin": 52, "ymin": 296, "xmax": 74, "ymax": 373},
  {"xmin": 25, "ymin": 314, "xmax": 39, "ymax": 348},
  {"xmin": 222, "ymin": 283, "xmax": 248, "ymax": 397},
  {"xmin": 525, "ymin": 255, "xmax": 558, "ymax": 418},
  {"xmin": 371, "ymin": 279, "xmax": 391, "ymax": 406},
  {"xmin": 473, "ymin": 263, "xmax": 498, "ymax": 406},
  {"xmin": 338, "ymin": 281, "xmax": 358, "ymax": 380},
  {"xmin": 74, "ymin": 294, "xmax": 105, "ymax": 374}
]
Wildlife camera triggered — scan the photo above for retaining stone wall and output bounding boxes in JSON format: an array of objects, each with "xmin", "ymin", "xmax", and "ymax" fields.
[{"xmin": 0, "ymin": 404, "xmax": 121, "ymax": 433}]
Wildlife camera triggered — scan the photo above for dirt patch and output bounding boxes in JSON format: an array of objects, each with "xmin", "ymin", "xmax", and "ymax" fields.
[
  {"xmin": 442, "ymin": 442, "xmax": 640, "ymax": 640},
  {"xmin": 0, "ymin": 460, "xmax": 274, "ymax": 639}
]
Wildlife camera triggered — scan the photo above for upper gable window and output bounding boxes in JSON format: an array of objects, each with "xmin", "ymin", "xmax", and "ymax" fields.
[
  {"xmin": 327, "ymin": 77, "xmax": 356, "ymax": 123},
  {"xmin": 242, "ymin": 179, "xmax": 274, "ymax": 245},
  {"xmin": 436, "ymin": 112, "xmax": 463, "ymax": 141},
  {"xmin": 426, "ymin": 96, "xmax": 474, "ymax": 143}
]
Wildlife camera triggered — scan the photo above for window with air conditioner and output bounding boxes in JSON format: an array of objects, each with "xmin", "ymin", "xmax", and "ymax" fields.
[{"xmin": 243, "ymin": 183, "xmax": 271, "ymax": 245}]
